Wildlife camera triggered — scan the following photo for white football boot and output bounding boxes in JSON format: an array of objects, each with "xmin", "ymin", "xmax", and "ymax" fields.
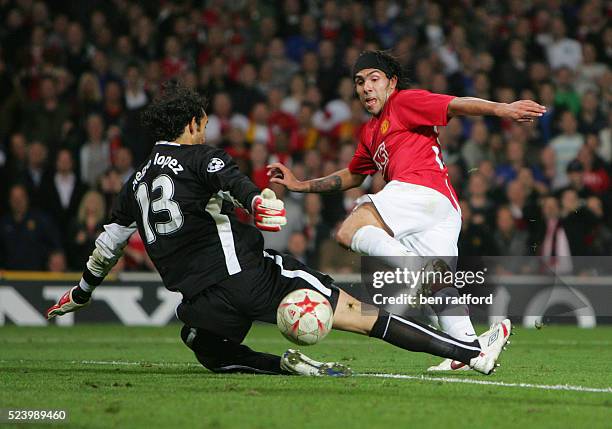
[
  {"xmin": 281, "ymin": 349, "xmax": 352, "ymax": 377},
  {"xmin": 427, "ymin": 319, "xmax": 512, "ymax": 374}
]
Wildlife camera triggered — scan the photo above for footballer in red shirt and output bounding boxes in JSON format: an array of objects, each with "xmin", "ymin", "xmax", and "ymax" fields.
[{"xmin": 269, "ymin": 50, "xmax": 544, "ymax": 372}]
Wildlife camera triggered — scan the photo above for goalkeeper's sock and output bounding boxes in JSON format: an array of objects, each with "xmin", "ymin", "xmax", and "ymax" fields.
[
  {"xmin": 369, "ymin": 310, "xmax": 481, "ymax": 364},
  {"xmin": 72, "ymin": 286, "xmax": 92, "ymax": 304}
]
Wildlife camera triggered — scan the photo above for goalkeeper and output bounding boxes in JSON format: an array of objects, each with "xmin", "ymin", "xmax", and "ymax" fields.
[{"xmin": 48, "ymin": 84, "xmax": 509, "ymax": 376}]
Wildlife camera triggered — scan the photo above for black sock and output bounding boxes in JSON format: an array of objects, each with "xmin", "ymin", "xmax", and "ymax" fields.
[
  {"xmin": 72, "ymin": 286, "xmax": 92, "ymax": 304},
  {"xmin": 370, "ymin": 311, "xmax": 481, "ymax": 364}
]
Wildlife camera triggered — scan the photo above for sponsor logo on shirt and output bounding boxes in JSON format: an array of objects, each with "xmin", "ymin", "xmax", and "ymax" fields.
[{"xmin": 373, "ymin": 141, "xmax": 389, "ymax": 173}]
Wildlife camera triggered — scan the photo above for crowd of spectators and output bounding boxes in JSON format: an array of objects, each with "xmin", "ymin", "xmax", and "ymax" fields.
[{"xmin": 0, "ymin": 0, "xmax": 610, "ymax": 274}]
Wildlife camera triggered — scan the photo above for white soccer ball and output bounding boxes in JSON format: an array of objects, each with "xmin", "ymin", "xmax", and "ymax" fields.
[{"xmin": 277, "ymin": 289, "xmax": 333, "ymax": 346}]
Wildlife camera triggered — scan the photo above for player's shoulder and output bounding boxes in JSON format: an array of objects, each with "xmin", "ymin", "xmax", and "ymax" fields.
[
  {"xmin": 159, "ymin": 143, "xmax": 225, "ymax": 165},
  {"xmin": 394, "ymin": 88, "xmax": 432, "ymax": 102},
  {"xmin": 181, "ymin": 143, "xmax": 227, "ymax": 159},
  {"xmin": 178, "ymin": 145, "xmax": 235, "ymax": 176},
  {"xmin": 193, "ymin": 145, "xmax": 234, "ymax": 172},
  {"xmin": 150, "ymin": 143, "xmax": 233, "ymax": 174}
]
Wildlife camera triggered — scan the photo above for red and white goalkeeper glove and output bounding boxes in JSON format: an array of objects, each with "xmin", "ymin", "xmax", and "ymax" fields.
[
  {"xmin": 46, "ymin": 286, "xmax": 92, "ymax": 320},
  {"xmin": 252, "ymin": 188, "xmax": 287, "ymax": 232}
]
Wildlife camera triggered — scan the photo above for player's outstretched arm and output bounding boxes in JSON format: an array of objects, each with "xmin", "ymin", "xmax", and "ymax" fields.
[
  {"xmin": 268, "ymin": 163, "xmax": 366, "ymax": 193},
  {"xmin": 203, "ymin": 150, "xmax": 287, "ymax": 232},
  {"xmin": 448, "ymin": 97, "xmax": 547, "ymax": 123},
  {"xmin": 46, "ymin": 223, "xmax": 136, "ymax": 319}
]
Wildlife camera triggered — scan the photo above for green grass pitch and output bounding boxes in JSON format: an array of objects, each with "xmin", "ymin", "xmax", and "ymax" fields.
[{"xmin": 1, "ymin": 324, "xmax": 611, "ymax": 429}]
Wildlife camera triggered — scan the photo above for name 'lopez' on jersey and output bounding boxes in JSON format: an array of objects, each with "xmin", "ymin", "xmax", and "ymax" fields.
[{"xmin": 131, "ymin": 151, "xmax": 185, "ymax": 192}]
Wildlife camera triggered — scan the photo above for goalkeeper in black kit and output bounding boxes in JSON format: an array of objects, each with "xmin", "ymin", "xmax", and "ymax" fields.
[{"xmin": 47, "ymin": 84, "xmax": 508, "ymax": 376}]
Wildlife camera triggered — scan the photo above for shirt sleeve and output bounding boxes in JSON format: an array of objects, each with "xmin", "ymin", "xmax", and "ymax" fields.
[
  {"xmin": 348, "ymin": 137, "xmax": 377, "ymax": 176},
  {"xmin": 394, "ymin": 90, "xmax": 456, "ymax": 128},
  {"xmin": 199, "ymin": 148, "xmax": 261, "ymax": 211},
  {"xmin": 109, "ymin": 181, "xmax": 137, "ymax": 227},
  {"xmin": 82, "ymin": 182, "xmax": 137, "ymax": 287}
]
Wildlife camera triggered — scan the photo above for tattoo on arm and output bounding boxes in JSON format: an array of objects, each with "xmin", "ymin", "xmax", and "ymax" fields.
[{"xmin": 309, "ymin": 175, "xmax": 342, "ymax": 193}]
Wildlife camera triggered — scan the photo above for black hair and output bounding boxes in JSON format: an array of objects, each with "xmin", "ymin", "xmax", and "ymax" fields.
[
  {"xmin": 142, "ymin": 81, "xmax": 208, "ymax": 142},
  {"xmin": 353, "ymin": 50, "xmax": 411, "ymax": 90}
]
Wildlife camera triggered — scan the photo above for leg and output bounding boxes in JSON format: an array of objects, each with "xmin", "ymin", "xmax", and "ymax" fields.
[
  {"xmin": 257, "ymin": 251, "xmax": 479, "ymax": 364},
  {"xmin": 258, "ymin": 252, "xmax": 486, "ymax": 371},
  {"xmin": 180, "ymin": 326, "xmax": 289, "ymax": 375},
  {"xmin": 409, "ymin": 215, "xmax": 477, "ymax": 342},
  {"xmin": 331, "ymin": 289, "xmax": 377, "ymax": 335},
  {"xmin": 336, "ymin": 203, "xmax": 412, "ymax": 257},
  {"xmin": 332, "ymin": 289, "xmax": 481, "ymax": 365},
  {"xmin": 176, "ymin": 283, "xmax": 288, "ymax": 375},
  {"xmin": 337, "ymin": 202, "xmax": 438, "ymax": 326},
  {"xmin": 430, "ymin": 286, "xmax": 477, "ymax": 341}
]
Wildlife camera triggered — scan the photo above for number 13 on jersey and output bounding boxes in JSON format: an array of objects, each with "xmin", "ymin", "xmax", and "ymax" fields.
[{"xmin": 136, "ymin": 174, "xmax": 184, "ymax": 244}]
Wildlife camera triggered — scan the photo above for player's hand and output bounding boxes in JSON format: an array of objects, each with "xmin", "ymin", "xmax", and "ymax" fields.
[
  {"xmin": 252, "ymin": 188, "xmax": 287, "ymax": 232},
  {"xmin": 267, "ymin": 163, "xmax": 307, "ymax": 192},
  {"xmin": 46, "ymin": 286, "xmax": 92, "ymax": 320},
  {"xmin": 498, "ymin": 100, "xmax": 547, "ymax": 122}
]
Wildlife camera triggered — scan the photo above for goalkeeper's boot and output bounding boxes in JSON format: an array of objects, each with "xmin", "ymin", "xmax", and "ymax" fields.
[
  {"xmin": 281, "ymin": 349, "xmax": 352, "ymax": 377},
  {"xmin": 428, "ymin": 319, "xmax": 512, "ymax": 373}
]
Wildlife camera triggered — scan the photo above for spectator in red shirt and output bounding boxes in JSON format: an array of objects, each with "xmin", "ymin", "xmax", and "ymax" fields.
[
  {"xmin": 161, "ymin": 36, "xmax": 187, "ymax": 80},
  {"xmin": 249, "ymin": 143, "xmax": 270, "ymax": 190},
  {"xmin": 576, "ymin": 144, "xmax": 610, "ymax": 195}
]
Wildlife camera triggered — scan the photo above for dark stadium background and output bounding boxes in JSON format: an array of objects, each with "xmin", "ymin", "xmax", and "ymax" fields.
[{"xmin": 0, "ymin": 0, "xmax": 610, "ymax": 275}]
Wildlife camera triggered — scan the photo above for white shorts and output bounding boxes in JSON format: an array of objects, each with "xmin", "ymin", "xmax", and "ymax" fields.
[{"xmin": 355, "ymin": 180, "xmax": 461, "ymax": 256}]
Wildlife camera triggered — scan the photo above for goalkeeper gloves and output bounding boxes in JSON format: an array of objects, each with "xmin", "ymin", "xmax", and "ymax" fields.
[
  {"xmin": 252, "ymin": 188, "xmax": 287, "ymax": 232},
  {"xmin": 46, "ymin": 286, "xmax": 92, "ymax": 320}
]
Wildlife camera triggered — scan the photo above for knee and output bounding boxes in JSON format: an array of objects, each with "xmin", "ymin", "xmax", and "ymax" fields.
[
  {"xmin": 180, "ymin": 325, "xmax": 197, "ymax": 349},
  {"xmin": 180, "ymin": 326, "xmax": 224, "ymax": 371},
  {"xmin": 336, "ymin": 203, "xmax": 384, "ymax": 249},
  {"xmin": 335, "ymin": 222, "xmax": 357, "ymax": 249}
]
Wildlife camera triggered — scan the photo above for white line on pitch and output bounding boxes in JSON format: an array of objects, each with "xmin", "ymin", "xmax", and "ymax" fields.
[
  {"xmin": 2, "ymin": 338, "xmax": 612, "ymax": 346},
  {"xmin": 76, "ymin": 360, "xmax": 201, "ymax": 367},
  {"xmin": 358, "ymin": 373, "xmax": 612, "ymax": 393},
  {"xmin": 0, "ymin": 359, "xmax": 200, "ymax": 367},
  {"xmin": 3, "ymin": 359, "xmax": 610, "ymax": 394}
]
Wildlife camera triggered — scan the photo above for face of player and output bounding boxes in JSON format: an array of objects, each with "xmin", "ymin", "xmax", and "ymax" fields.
[
  {"xmin": 193, "ymin": 113, "xmax": 208, "ymax": 145},
  {"xmin": 354, "ymin": 68, "xmax": 397, "ymax": 116}
]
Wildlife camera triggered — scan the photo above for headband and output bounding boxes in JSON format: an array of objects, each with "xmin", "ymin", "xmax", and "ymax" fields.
[{"xmin": 352, "ymin": 52, "xmax": 394, "ymax": 79}]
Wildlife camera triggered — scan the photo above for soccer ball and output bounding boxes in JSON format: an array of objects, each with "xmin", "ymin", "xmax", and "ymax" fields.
[{"xmin": 277, "ymin": 289, "xmax": 333, "ymax": 346}]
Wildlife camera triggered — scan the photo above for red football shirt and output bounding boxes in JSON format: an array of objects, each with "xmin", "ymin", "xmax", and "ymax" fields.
[{"xmin": 348, "ymin": 89, "xmax": 460, "ymax": 210}]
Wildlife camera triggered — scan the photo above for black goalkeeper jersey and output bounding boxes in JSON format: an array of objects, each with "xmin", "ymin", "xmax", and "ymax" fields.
[{"xmin": 110, "ymin": 141, "xmax": 264, "ymax": 298}]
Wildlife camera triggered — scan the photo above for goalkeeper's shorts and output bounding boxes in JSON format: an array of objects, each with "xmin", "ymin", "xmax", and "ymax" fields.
[{"xmin": 176, "ymin": 249, "xmax": 339, "ymax": 342}]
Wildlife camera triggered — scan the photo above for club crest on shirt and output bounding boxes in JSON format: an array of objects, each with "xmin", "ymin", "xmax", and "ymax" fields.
[{"xmin": 380, "ymin": 119, "xmax": 390, "ymax": 134}]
